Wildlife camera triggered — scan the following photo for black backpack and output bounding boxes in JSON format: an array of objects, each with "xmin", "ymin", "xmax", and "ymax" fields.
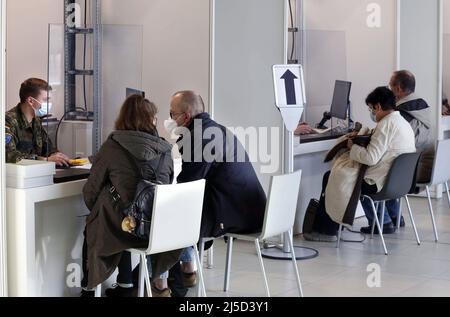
[{"xmin": 110, "ymin": 140, "xmax": 166, "ymax": 240}]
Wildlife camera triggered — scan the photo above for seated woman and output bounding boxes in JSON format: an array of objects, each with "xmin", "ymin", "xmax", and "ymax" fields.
[
  {"xmin": 81, "ymin": 94, "xmax": 180, "ymax": 297},
  {"xmin": 304, "ymin": 87, "xmax": 416, "ymax": 241}
]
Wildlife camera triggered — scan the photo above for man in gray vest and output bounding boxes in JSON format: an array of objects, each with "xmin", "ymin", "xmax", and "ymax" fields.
[{"xmin": 385, "ymin": 70, "xmax": 434, "ymax": 229}]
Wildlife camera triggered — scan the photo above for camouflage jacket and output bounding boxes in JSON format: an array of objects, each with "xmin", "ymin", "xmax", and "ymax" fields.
[{"xmin": 5, "ymin": 104, "xmax": 56, "ymax": 163}]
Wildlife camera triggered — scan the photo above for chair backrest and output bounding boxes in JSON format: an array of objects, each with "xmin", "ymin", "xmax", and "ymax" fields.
[
  {"xmin": 370, "ymin": 152, "xmax": 421, "ymax": 201},
  {"xmin": 146, "ymin": 180, "xmax": 206, "ymax": 255},
  {"xmin": 430, "ymin": 139, "xmax": 450, "ymax": 186},
  {"xmin": 260, "ymin": 170, "xmax": 302, "ymax": 240}
]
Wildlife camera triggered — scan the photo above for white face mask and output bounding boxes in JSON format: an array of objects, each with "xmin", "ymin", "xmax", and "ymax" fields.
[
  {"xmin": 32, "ymin": 98, "xmax": 52, "ymax": 117},
  {"xmin": 164, "ymin": 118, "xmax": 184, "ymax": 139}
]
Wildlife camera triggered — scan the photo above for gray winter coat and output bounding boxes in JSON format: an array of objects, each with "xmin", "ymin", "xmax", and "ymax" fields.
[{"xmin": 83, "ymin": 130, "xmax": 180, "ymax": 289}]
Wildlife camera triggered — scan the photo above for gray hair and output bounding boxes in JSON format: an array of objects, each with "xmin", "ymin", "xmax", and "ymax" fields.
[{"xmin": 392, "ymin": 70, "xmax": 416, "ymax": 94}]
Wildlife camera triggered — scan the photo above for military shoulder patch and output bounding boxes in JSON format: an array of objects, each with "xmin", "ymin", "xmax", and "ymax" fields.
[{"xmin": 5, "ymin": 134, "xmax": 13, "ymax": 145}]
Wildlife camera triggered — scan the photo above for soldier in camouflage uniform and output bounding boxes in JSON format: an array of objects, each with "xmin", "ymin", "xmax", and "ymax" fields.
[
  {"xmin": 5, "ymin": 104, "xmax": 55, "ymax": 163},
  {"xmin": 5, "ymin": 78, "xmax": 70, "ymax": 166}
]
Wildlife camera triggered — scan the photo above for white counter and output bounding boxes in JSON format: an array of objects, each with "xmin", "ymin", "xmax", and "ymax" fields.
[
  {"xmin": 6, "ymin": 180, "xmax": 88, "ymax": 297},
  {"xmin": 293, "ymin": 137, "xmax": 334, "ymax": 233}
]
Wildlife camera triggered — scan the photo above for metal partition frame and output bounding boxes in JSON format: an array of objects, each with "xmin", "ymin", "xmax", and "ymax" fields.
[{"xmin": 0, "ymin": 0, "xmax": 7, "ymax": 297}]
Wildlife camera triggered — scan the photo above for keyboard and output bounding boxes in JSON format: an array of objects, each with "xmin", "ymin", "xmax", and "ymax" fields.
[
  {"xmin": 54, "ymin": 168, "xmax": 91, "ymax": 184},
  {"xmin": 300, "ymin": 128, "xmax": 348, "ymax": 144}
]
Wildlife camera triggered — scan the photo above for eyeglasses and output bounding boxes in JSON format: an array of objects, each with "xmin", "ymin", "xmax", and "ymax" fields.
[{"xmin": 170, "ymin": 112, "xmax": 185, "ymax": 119}]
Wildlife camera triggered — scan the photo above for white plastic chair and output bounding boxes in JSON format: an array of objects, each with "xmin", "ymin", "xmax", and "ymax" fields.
[
  {"xmin": 219, "ymin": 171, "xmax": 304, "ymax": 297},
  {"xmin": 417, "ymin": 139, "xmax": 450, "ymax": 242},
  {"xmin": 95, "ymin": 179, "xmax": 207, "ymax": 297}
]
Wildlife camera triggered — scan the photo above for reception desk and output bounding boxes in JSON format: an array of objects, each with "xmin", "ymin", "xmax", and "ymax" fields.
[{"xmin": 6, "ymin": 180, "xmax": 88, "ymax": 297}]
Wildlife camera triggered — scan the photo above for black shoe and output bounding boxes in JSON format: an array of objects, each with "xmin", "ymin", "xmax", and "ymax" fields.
[
  {"xmin": 105, "ymin": 284, "xmax": 135, "ymax": 297},
  {"xmin": 80, "ymin": 289, "xmax": 95, "ymax": 298},
  {"xmin": 360, "ymin": 223, "xmax": 396, "ymax": 235},
  {"xmin": 391, "ymin": 216, "xmax": 406, "ymax": 228}
]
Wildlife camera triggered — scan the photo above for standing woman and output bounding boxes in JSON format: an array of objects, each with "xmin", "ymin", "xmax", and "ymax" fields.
[{"xmin": 81, "ymin": 94, "xmax": 178, "ymax": 296}]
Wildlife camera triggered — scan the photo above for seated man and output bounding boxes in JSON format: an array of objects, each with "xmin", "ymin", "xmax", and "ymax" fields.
[
  {"xmin": 165, "ymin": 91, "xmax": 267, "ymax": 281},
  {"xmin": 5, "ymin": 78, "xmax": 70, "ymax": 166},
  {"xmin": 382, "ymin": 70, "xmax": 435, "ymax": 228},
  {"xmin": 304, "ymin": 87, "xmax": 416, "ymax": 241},
  {"xmin": 168, "ymin": 90, "xmax": 267, "ymax": 238}
]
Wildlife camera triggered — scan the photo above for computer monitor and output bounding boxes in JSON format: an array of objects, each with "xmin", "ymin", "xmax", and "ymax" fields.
[
  {"xmin": 126, "ymin": 88, "xmax": 146, "ymax": 98},
  {"xmin": 330, "ymin": 80, "xmax": 352, "ymax": 120}
]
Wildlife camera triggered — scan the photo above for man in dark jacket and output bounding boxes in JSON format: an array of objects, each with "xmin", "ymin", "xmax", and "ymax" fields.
[
  {"xmin": 166, "ymin": 91, "xmax": 267, "ymax": 240},
  {"xmin": 163, "ymin": 91, "xmax": 266, "ymax": 287}
]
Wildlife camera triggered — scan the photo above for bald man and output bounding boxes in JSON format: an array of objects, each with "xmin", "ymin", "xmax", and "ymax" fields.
[{"xmin": 166, "ymin": 91, "xmax": 266, "ymax": 239}]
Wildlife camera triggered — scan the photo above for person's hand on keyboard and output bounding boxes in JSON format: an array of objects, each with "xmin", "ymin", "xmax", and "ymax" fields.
[{"xmin": 294, "ymin": 122, "xmax": 313, "ymax": 135}]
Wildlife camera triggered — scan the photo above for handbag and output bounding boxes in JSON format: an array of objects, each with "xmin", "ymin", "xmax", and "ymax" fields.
[
  {"xmin": 302, "ymin": 199, "xmax": 319, "ymax": 234},
  {"xmin": 109, "ymin": 139, "xmax": 165, "ymax": 240}
]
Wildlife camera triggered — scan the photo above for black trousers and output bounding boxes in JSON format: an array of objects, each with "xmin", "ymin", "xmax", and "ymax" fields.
[
  {"xmin": 312, "ymin": 171, "xmax": 378, "ymax": 236},
  {"xmin": 81, "ymin": 229, "xmax": 139, "ymax": 289}
]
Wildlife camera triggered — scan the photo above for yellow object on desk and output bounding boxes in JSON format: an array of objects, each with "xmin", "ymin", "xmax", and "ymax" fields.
[{"xmin": 69, "ymin": 158, "xmax": 89, "ymax": 166}]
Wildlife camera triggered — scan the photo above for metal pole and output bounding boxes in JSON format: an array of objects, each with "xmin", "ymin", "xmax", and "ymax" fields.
[{"xmin": 92, "ymin": 0, "xmax": 102, "ymax": 154}]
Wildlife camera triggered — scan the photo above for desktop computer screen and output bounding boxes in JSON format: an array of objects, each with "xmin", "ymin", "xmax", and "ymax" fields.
[
  {"xmin": 330, "ymin": 80, "xmax": 352, "ymax": 120},
  {"xmin": 126, "ymin": 88, "xmax": 146, "ymax": 98}
]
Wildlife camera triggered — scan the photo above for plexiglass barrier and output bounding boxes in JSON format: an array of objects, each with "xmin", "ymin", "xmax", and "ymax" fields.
[{"xmin": 48, "ymin": 23, "xmax": 143, "ymax": 158}]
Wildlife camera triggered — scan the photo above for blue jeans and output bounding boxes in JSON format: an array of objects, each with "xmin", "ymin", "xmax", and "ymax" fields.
[
  {"xmin": 362, "ymin": 198, "xmax": 400, "ymax": 226},
  {"xmin": 180, "ymin": 247, "xmax": 195, "ymax": 263}
]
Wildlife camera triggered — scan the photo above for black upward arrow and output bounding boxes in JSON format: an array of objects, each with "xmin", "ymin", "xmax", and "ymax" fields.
[{"xmin": 281, "ymin": 70, "xmax": 298, "ymax": 105}]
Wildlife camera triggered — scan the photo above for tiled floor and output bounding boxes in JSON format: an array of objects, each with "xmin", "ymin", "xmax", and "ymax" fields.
[{"xmin": 187, "ymin": 195, "xmax": 450, "ymax": 297}]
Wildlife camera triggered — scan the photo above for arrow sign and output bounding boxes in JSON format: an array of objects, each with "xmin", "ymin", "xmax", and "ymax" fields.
[{"xmin": 281, "ymin": 70, "xmax": 298, "ymax": 105}]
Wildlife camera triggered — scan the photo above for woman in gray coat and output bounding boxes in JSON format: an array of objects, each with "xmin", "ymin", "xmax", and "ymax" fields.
[{"xmin": 81, "ymin": 94, "xmax": 178, "ymax": 296}]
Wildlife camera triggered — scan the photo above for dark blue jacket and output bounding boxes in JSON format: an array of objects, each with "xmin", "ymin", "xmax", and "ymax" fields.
[{"xmin": 177, "ymin": 113, "xmax": 266, "ymax": 238}]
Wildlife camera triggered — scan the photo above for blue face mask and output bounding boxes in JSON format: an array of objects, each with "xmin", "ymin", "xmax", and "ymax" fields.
[
  {"xmin": 370, "ymin": 111, "xmax": 377, "ymax": 123},
  {"xmin": 32, "ymin": 98, "xmax": 52, "ymax": 117}
]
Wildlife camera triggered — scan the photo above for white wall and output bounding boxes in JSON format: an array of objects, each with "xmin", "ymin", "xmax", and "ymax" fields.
[
  {"xmin": 301, "ymin": 0, "xmax": 397, "ymax": 128},
  {"xmin": 212, "ymin": 0, "xmax": 285, "ymax": 190},
  {"xmin": 0, "ymin": 0, "xmax": 7, "ymax": 297},
  {"xmin": 399, "ymin": 0, "xmax": 441, "ymax": 140},
  {"xmin": 6, "ymin": 0, "xmax": 63, "ymax": 111}
]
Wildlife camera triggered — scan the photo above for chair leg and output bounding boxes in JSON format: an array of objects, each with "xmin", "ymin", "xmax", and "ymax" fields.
[
  {"xmin": 404, "ymin": 195, "xmax": 420, "ymax": 245},
  {"xmin": 95, "ymin": 284, "xmax": 102, "ymax": 298},
  {"xmin": 397, "ymin": 198, "xmax": 403, "ymax": 230},
  {"xmin": 137, "ymin": 254, "xmax": 146, "ymax": 297},
  {"xmin": 207, "ymin": 246, "xmax": 214, "ymax": 269},
  {"xmin": 223, "ymin": 236, "xmax": 234, "ymax": 292},
  {"xmin": 371, "ymin": 202, "xmax": 379, "ymax": 238},
  {"xmin": 369, "ymin": 198, "xmax": 388, "ymax": 255},
  {"xmin": 336, "ymin": 225, "xmax": 343, "ymax": 249},
  {"xmin": 255, "ymin": 238, "xmax": 270, "ymax": 297},
  {"xmin": 199, "ymin": 239, "xmax": 205, "ymax": 269},
  {"xmin": 287, "ymin": 229, "xmax": 304, "ymax": 297},
  {"xmin": 142, "ymin": 254, "xmax": 152, "ymax": 298},
  {"xmin": 193, "ymin": 244, "xmax": 207, "ymax": 297},
  {"xmin": 426, "ymin": 186, "xmax": 439, "ymax": 242},
  {"xmin": 445, "ymin": 182, "xmax": 450, "ymax": 209},
  {"xmin": 380, "ymin": 201, "xmax": 386, "ymax": 231},
  {"xmin": 197, "ymin": 239, "xmax": 206, "ymax": 297}
]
